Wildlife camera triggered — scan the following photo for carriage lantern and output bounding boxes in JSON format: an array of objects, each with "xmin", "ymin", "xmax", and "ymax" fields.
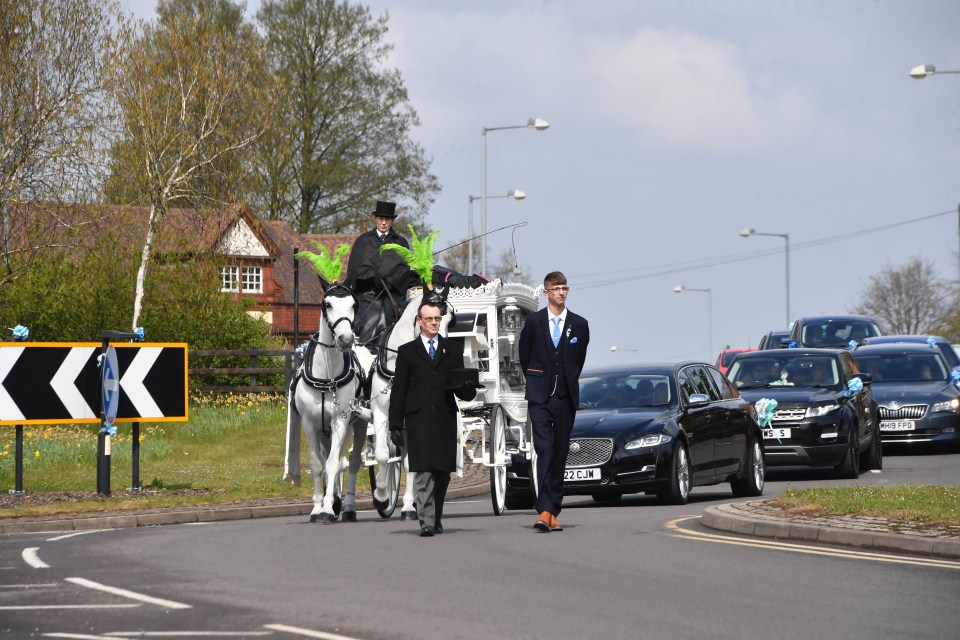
[{"xmin": 502, "ymin": 298, "xmax": 522, "ymax": 333}]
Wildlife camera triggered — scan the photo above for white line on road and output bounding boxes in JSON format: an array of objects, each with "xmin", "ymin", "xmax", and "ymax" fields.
[
  {"xmin": 105, "ymin": 632, "xmax": 273, "ymax": 637},
  {"xmin": 23, "ymin": 547, "xmax": 49, "ymax": 568},
  {"xmin": 665, "ymin": 517, "xmax": 960, "ymax": 570},
  {"xmin": 0, "ymin": 582, "xmax": 59, "ymax": 589},
  {"xmin": 44, "ymin": 633, "xmax": 119, "ymax": 639},
  {"xmin": 65, "ymin": 577, "xmax": 192, "ymax": 609},
  {"xmin": 47, "ymin": 530, "xmax": 114, "ymax": 542},
  {"xmin": 263, "ymin": 623, "xmax": 366, "ymax": 639}
]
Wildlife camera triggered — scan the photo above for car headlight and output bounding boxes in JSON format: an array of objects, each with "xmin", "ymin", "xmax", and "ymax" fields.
[
  {"xmin": 625, "ymin": 433, "xmax": 672, "ymax": 450},
  {"xmin": 806, "ymin": 404, "xmax": 839, "ymax": 418},
  {"xmin": 931, "ymin": 398, "xmax": 960, "ymax": 413}
]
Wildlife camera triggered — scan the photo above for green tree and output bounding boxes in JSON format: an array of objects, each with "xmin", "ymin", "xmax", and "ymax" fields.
[
  {"xmin": 852, "ymin": 257, "xmax": 949, "ymax": 334},
  {"xmin": 104, "ymin": 0, "xmax": 269, "ymax": 330},
  {"xmin": 255, "ymin": 0, "xmax": 440, "ymax": 234},
  {"xmin": 0, "ymin": 0, "xmax": 120, "ymax": 287}
]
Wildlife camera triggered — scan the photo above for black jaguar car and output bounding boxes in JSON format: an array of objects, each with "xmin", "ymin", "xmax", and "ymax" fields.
[
  {"xmin": 505, "ymin": 362, "xmax": 765, "ymax": 506},
  {"xmin": 851, "ymin": 342, "xmax": 960, "ymax": 448},
  {"xmin": 726, "ymin": 348, "xmax": 881, "ymax": 478}
]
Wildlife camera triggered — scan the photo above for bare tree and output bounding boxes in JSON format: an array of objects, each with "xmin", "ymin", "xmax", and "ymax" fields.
[
  {"xmin": 255, "ymin": 0, "xmax": 440, "ymax": 234},
  {"xmin": 852, "ymin": 256, "xmax": 948, "ymax": 334},
  {"xmin": 0, "ymin": 0, "xmax": 120, "ymax": 286},
  {"xmin": 105, "ymin": 0, "xmax": 269, "ymax": 329}
]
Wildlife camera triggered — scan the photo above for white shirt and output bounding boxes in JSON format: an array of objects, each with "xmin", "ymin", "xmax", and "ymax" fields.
[{"xmin": 420, "ymin": 335, "xmax": 438, "ymax": 354}]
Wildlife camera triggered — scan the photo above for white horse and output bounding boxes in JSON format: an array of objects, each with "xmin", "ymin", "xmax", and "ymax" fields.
[
  {"xmin": 286, "ymin": 282, "xmax": 367, "ymax": 523},
  {"xmin": 354, "ymin": 287, "xmax": 455, "ymax": 520}
]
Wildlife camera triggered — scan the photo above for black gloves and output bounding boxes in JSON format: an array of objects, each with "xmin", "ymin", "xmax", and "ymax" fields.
[{"xmin": 390, "ymin": 429, "xmax": 404, "ymax": 448}]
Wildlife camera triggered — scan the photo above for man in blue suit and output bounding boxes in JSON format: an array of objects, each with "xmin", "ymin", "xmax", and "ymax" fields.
[{"xmin": 519, "ymin": 271, "xmax": 590, "ymax": 532}]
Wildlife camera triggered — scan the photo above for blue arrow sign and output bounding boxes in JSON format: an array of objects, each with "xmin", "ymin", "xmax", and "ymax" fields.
[{"xmin": 102, "ymin": 345, "xmax": 120, "ymax": 423}]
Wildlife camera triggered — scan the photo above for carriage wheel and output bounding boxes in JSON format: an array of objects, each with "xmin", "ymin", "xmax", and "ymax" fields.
[
  {"xmin": 489, "ymin": 404, "xmax": 507, "ymax": 516},
  {"xmin": 369, "ymin": 452, "xmax": 401, "ymax": 518}
]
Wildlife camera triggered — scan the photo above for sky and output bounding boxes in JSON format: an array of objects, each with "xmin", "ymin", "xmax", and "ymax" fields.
[{"xmin": 125, "ymin": 0, "xmax": 960, "ymax": 368}]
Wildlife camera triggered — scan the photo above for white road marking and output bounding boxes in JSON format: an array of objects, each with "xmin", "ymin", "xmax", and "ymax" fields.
[
  {"xmin": 65, "ymin": 577, "xmax": 192, "ymax": 609},
  {"xmin": 666, "ymin": 516, "xmax": 960, "ymax": 570},
  {"xmin": 105, "ymin": 633, "xmax": 273, "ymax": 637},
  {"xmin": 23, "ymin": 547, "xmax": 50, "ymax": 568},
  {"xmin": 47, "ymin": 530, "xmax": 114, "ymax": 542},
  {"xmin": 263, "ymin": 623, "xmax": 366, "ymax": 639},
  {"xmin": 0, "ymin": 582, "xmax": 59, "ymax": 589},
  {"xmin": 44, "ymin": 633, "xmax": 119, "ymax": 639}
]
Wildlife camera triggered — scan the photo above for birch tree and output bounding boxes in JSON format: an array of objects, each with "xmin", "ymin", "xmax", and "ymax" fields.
[{"xmin": 105, "ymin": 0, "xmax": 268, "ymax": 329}]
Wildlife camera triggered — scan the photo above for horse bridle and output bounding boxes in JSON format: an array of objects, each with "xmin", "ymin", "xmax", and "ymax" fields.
[{"xmin": 321, "ymin": 283, "xmax": 359, "ymax": 335}]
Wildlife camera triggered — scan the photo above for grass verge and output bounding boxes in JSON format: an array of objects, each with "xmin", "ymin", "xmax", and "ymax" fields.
[
  {"xmin": 0, "ymin": 393, "xmax": 373, "ymax": 519},
  {"xmin": 773, "ymin": 485, "xmax": 960, "ymax": 526}
]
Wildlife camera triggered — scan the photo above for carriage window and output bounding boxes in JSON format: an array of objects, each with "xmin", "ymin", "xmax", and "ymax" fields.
[{"xmin": 497, "ymin": 306, "xmax": 528, "ymax": 392}]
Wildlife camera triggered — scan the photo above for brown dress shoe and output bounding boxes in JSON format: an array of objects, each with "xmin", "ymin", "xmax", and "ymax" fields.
[
  {"xmin": 550, "ymin": 514, "xmax": 563, "ymax": 531},
  {"xmin": 534, "ymin": 511, "xmax": 551, "ymax": 532}
]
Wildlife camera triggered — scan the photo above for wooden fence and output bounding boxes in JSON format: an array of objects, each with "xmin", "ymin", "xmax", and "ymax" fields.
[{"xmin": 189, "ymin": 348, "xmax": 298, "ymax": 394}]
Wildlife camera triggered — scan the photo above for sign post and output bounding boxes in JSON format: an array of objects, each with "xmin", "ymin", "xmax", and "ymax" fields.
[{"xmin": 98, "ymin": 330, "xmax": 142, "ymax": 496}]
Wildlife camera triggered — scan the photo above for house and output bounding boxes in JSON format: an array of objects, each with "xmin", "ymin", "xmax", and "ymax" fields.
[{"xmin": 2, "ymin": 202, "xmax": 358, "ymax": 345}]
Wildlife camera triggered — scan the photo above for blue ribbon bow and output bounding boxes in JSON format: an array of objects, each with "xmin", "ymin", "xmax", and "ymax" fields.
[
  {"xmin": 845, "ymin": 377, "xmax": 863, "ymax": 397},
  {"xmin": 9, "ymin": 325, "xmax": 28, "ymax": 341},
  {"xmin": 755, "ymin": 398, "xmax": 777, "ymax": 428}
]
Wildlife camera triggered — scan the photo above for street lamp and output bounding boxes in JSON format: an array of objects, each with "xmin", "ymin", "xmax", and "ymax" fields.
[
  {"xmin": 673, "ymin": 285, "xmax": 713, "ymax": 360},
  {"xmin": 740, "ymin": 228, "xmax": 790, "ymax": 326},
  {"xmin": 909, "ymin": 64, "xmax": 960, "ymax": 79},
  {"xmin": 481, "ymin": 117, "xmax": 549, "ymax": 275},
  {"xmin": 609, "ymin": 345, "xmax": 639, "ymax": 353},
  {"xmin": 467, "ymin": 190, "xmax": 525, "ymax": 274}
]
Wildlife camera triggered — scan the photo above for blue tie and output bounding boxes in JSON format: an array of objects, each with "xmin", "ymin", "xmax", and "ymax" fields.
[
  {"xmin": 551, "ymin": 318, "xmax": 561, "ymax": 347},
  {"xmin": 428, "ymin": 338, "xmax": 436, "ymax": 359}
]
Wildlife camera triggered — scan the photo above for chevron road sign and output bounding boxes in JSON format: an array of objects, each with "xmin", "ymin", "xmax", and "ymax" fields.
[{"xmin": 0, "ymin": 342, "xmax": 188, "ymax": 425}]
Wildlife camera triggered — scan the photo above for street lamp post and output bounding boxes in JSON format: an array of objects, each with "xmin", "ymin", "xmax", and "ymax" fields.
[
  {"xmin": 481, "ymin": 118, "xmax": 549, "ymax": 275},
  {"xmin": 609, "ymin": 345, "xmax": 639, "ymax": 353},
  {"xmin": 908, "ymin": 65, "xmax": 960, "ymax": 287},
  {"xmin": 673, "ymin": 285, "xmax": 713, "ymax": 360},
  {"xmin": 909, "ymin": 64, "xmax": 960, "ymax": 79},
  {"xmin": 740, "ymin": 228, "xmax": 790, "ymax": 326},
  {"xmin": 467, "ymin": 190, "xmax": 525, "ymax": 274}
]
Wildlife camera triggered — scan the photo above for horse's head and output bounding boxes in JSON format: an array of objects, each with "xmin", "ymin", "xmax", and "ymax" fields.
[{"xmin": 321, "ymin": 283, "xmax": 358, "ymax": 352}]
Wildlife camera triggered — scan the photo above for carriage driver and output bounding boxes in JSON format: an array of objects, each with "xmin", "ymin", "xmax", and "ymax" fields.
[{"xmin": 344, "ymin": 201, "xmax": 415, "ymax": 346}]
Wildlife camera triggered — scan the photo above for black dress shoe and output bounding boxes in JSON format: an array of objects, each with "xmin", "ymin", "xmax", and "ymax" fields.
[
  {"xmin": 419, "ymin": 526, "xmax": 435, "ymax": 537},
  {"xmin": 434, "ymin": 523, "xmax": 443, "ymax": 534}
]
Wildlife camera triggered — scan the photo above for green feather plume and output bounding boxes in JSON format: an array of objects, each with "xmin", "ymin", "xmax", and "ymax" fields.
[
  {"xmin": 296, "ymin": 242, "xmax": 350, "ymax": 283},
  {"xmin": 381, "ymin": 225, "xmax": 439, "ymax": 288}
]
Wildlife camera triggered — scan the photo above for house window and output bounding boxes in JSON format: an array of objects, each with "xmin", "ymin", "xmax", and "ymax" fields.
[
  {"xmin": 221, "ymin": 265, "xmax": 262, "ymax": 293},
  {"xmin": 221, "ymin": 266, "xmax": 239, "ymax": 292},
  {"xmin": 241, "ymin": 266, "xmax": 262, "ymax": 293}
]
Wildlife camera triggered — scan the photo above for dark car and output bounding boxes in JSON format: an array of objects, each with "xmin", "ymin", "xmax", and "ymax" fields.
[
  {"xmin": 788, "ymin": 315, "xmax": 882, "ymax": 349},
  {"xmin": 505, "ymin": 363, "xmax": 765, "ymax": 506},
  {"xmin": 758, "ymin": 329, "xmax": 791, "ymax": 350},
  {"xmin": 726, "ymin": 348, "xmax": 881, "ymax": 478},
  {"xmin": 850, "ymin": 343, "xmax": 960, "ymax": 448},
  {"xmin": 859, "ymin": 335, "xmax": 960, "ymax": 369}
]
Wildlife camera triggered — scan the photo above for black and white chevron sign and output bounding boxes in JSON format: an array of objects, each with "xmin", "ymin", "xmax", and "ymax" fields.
[{"xmin": 0, "ymin": 343, "xmax": 188, "ymax": 425}]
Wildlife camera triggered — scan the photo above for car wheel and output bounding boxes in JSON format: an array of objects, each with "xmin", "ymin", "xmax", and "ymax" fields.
[
  {"xmin": 835, "ymin": 423, "xmax": 861, "ymax": 479},
  {"xmin": 591, "ymin": 492, "xmax": 623, "ymax": 503},
  {"xmin": 731, "ymin": 435, "xmax": 765, "ymax": 497},
  {"xmin": 859, "ymin": 424, "xmax": 883, "ymax": 471},
  {"xmin": 657, "ymin": 442, "xmax": 690, "ymax": 505}
]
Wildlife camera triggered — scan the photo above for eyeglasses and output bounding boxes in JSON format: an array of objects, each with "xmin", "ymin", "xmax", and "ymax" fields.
[
  {"xmin": 419, "ymin": 316, "xmax": 442, "ymax": 323},
  {"xmin": 546, "ymin": 286, "xmax": 570, "ymax": 293}
]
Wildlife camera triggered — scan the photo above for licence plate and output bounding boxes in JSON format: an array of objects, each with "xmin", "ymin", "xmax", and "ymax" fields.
[
  {"xmin": 564, "ymin": 467, "xmax": 600, "ymax": 482},
  {"xmin": 880, "ymin": 420, "xmax": 915, "ymax": 432},
  {"xmin": 763, "ymin": 428, "xmax": 791, "ymax": 440}
]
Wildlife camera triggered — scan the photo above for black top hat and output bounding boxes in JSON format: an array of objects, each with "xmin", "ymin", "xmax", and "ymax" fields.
[
  {"xmin": 373, "ymin": 200, "xmax": 397, "ymax": 218},
  {"xmin": 445, "ymin": 368, "xmax": 485, "ymax": 390}
]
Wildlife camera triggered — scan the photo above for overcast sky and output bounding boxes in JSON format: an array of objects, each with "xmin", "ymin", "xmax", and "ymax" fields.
[{"xmin": 125, "ymin": 0, "xmax": 960, "ymax": 367}]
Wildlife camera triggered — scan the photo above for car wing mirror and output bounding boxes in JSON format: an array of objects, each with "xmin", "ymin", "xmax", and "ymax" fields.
[
  {"xmin": 687, "ymin": 393, "xmax": 710, "ymax": 407},
  {"xmin": 852, "ymin": 372, "xmax": 872, "ymax": 385}
]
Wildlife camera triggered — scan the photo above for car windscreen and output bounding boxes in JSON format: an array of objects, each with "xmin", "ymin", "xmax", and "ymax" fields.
[
  {"xmin": 728, "ymin": 355, "xmax": 841, "ymax": 389},
  {"xmin": 853, "ymin": 352, "xmax": 949, "ymax": 382},
  {"xmin": 721, "ymin": 351, "xmax": 740, "ymax": 367},
  {"xmin": 801, "ymin": 321, "xmax": 881, "ymax": 347},
  {"xmin": 580, "ymin": 373, "xmax": 673, "ymax": 408}
]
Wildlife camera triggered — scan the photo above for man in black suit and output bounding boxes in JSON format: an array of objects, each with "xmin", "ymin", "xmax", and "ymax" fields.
[
  {"xmin": 389, "ymin": 299, "xmax": 477, "ymax": 537},
  {"xmin": 344, "ymin": 200, "xmax": 413, "ymax": 346},
  {"xmin": 519, "ymin": 271, "xmax": 590, "ymax": 532}
]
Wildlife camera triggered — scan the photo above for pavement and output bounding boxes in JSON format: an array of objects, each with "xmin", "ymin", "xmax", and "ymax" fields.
[{"xmin": 3, "ymin": 468, "xmax": 958, "ymax": 560}]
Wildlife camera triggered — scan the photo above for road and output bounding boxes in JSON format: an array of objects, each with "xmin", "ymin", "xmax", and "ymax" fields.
[{"xmin": 2, "ymin": 447, "xmax": 958, "ymax": 640}]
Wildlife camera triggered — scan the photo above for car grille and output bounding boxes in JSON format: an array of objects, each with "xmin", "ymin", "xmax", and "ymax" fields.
[
  {"xmin": 772, "ymin": 408, "xmax": 806, "ymax": 422},
  {"xmin": 878, "ymin": 404, "xmax": 926, "ymax": 419},
  {"xmin": 567, "ymin": 438, "xmax": 614, "ymax": 467}
]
